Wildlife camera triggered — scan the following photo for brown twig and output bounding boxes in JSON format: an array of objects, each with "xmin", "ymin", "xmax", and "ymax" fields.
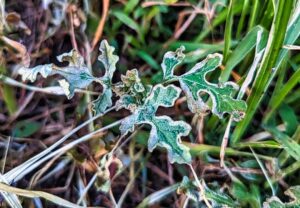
[{"xmin": 92, "ymin": 0, "xmax": 110, "ymax": 50}]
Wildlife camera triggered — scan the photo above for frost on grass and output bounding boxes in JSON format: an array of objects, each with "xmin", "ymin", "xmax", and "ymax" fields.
[
  {"xmin": 119, "ymin": 84, "xmax": 192, "ymax": 164},
  {"xmin": 177, "ymin": 176, "xmax": 236, "ymax": 207},
  {"xmin": 161, "ymin": 48, "xmax": 247, "ymax": 121}
]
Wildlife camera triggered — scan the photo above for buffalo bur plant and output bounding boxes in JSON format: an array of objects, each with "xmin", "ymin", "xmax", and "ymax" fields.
[
  {"xmin": 16, "ymin": 39, "xmax": 247, "ymax": 207},
  {"xmin": 1, "ymin": 1, "xmax": 300, "ymax": 206}
]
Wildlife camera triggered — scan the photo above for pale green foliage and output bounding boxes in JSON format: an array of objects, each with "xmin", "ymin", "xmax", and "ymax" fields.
[
  {"xmin": 92, "ymin": 40, "xmax": 119, "ymax": 115},
  {"xmin": 119, "ymin": 84, "xmax": 192, "ymax": 164},
  {"xmin": 18, "ymin": 41, "xmax": 247, "ymax": 165},
  {"xmin": 18, "ymin": 40, "xmax": 118, "ymax": 114},
  {"xmin": 177, "ymin": 176, "xmax": 236, "ymax": 207},
  {"xmin": 161, "ymin": 46, "xmax": 185, "ymax": 80},
  {"xmin": 161, "ymin": 49, "xmax": 247, "ymax": 121},
  {"xmin": 263, "ymin": 186, "xmax": 300, "ymax": 208},
  {"xmin": 19, "ymin": 50, "xmax": 95, "ymax": 99},
  {"xmin": 114, "ymin": 69, "xmax": 151, "ymax": 112}
]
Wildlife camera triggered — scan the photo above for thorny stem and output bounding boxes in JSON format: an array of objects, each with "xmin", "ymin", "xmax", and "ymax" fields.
[{"xmin": 188, "ymin": 164, "xmax": 212, "ymax": 208}]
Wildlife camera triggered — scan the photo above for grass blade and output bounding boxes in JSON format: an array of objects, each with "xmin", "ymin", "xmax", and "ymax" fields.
[
  {"xmin": 223, "ymin": 0, "xmax": 234, "ymax": 62},
  {"xmin": 0, "ymin": 182, "xmax": 83, "ymax": 208},
  {"xmin": 232, "ymin": 0, "xmax": 295, "ymax": 144}
]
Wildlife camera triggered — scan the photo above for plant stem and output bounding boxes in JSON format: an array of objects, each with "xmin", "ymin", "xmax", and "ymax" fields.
[
  {"xmin": 0, "ymin": 74, "xmax": 99, "ymax": 95},
  {"xmin": 188, "ymin": 164, "xmax": 212, "ymax": 208}
]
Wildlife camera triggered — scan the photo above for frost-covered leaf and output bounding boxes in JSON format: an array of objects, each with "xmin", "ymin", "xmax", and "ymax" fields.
[
  {"xmin": 92, "ymin": 88, "xmax": 113, "ymax": 115},
  {"xmin": 119, "ymin": 84, "xmax": 192, "ymax": 164},
  {"xmin": 161, "ymin": 48, "xmax": 247, "ymax": 121},
  {"xmin": 161, "ymin": 46, "xmax": 185, "ymax": 80},
  {"xmin": 96, "ymin": 153, "xmax": 123, "ymax": 193},
  {"xmin": 19, "ymin": 64, "xmax": 53, "ymax": 82},
  {"xmin": 92, "ymin": 40, "xmax": 119, "ymax": 115},
  {"xmin": 98, "ymin": 40, "xmax": 119, "ymax": 82},
  {"xmin": 18, "ymin": 50, "xmax": 95, "ymax": 99},
  {"xmin": 56, "ymin": 49, "xmax": 84, "ymax": 67},
  {"xmin": 263, "ymin": 186, "xmax": 300, "ymax": 208},
  {"xmin": 177, "ymin": 176, "xmax": 236, "ymax": 207},
  {"xmin": 178, "ymin": 53, "xmax": 247, "ymax": 121},
  {"xmin": 114, "ymin": 69, "xmax": 150, "ymax": 112}
]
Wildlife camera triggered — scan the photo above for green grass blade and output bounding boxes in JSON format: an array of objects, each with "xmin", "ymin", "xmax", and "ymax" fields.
[
  {"xmin": 194, "ymin": 3, "xmax": 243, "ymax": 42},
  {"xmin": 220, "ymin": 26, "xmax": 268, "ymax": 82},
  {"xmin": 265, "ymin": 66, "xmax": 300, "ymax": 120},
  {"xmin": 223, "ymin": 0, "xmax": 234, "ymax": 62},
  {"xmin": 264, "ymin": 126, "xmax": 300, "ymax": 161},
  {"xmin": 232, "ymin": 1, "xmax": 295, "ymax": 144},
  {"xmin": 236, "ymin": 0, "xmax": 250, "ymax": 38},
  {"xmin": 247, "ymin": 0, "xmax": 260, "ymax": 31}
]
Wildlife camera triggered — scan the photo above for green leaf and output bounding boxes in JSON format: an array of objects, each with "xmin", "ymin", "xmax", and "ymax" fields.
[
  {"xmin": 111, "ymin": 10, "xmax": 141, "ymax": 33},
  {"xmin": 13, "ymin": 120, "xmax": 42, "ymax": 137},
  {"xmin": 119, "ymin": 84, "xmax": 192, "ymax": 164},
  {"xmin": 220, "ymin": 26, "xmax": 268, "ymax": 82},
  {"xmin": 161, "ymin": 46, "xmax": 185, "ymax": 80},
  {"xmin": 92, "ymin": 40, "xmax": 119, "ymax": 114},
  {"xmin": 92, "ymin": 88, "xmax": 113, "ymax": 115},
  {"xmin": 178, "ymin": 53, "xmax": 247, "ymax": 121},
  {"xmin": 177, "ymin": 176, "xmax": 236, "ymax": 207},
  {"xmin": 18, "ymin": 50, "xmax": 95, "ymax": 99},
  {"xmin": 98, "ymin": 40, "xmax": 119, "ymax": 82},
  {"xmin": 264, "ymin": 126, "xmax": 300, "ymax": 161},
  {"xmin": 263, "ymin": 186, "xmax": 300, "ymax": 208}
]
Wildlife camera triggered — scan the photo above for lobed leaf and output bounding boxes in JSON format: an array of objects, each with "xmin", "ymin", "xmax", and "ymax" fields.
[
  {"xmin": 98, "ymin": 40, "xmax": 119, "ymax": 82},
  {"xmin": 18, "ymin": 40, "xmax": 118, "ymax": 114},
  {"xmin": 161, "ymin": 46, "xmax": 185, "ymax": 80},
  {"xmin": 161, "ymin": 50, "xmax": 247, "ymax": 121},
  {"xmin": 92, "ymin": 40, "xmax": 119, "ymax": 115},
  {"xmin": 119, "ymin": 84, "xmax": 192, "ymax": 164},
  {"xmin": 92, "ymin": 88, "xmax": 113, "ymax": 115},
  {"xmin": 18, "ymin": 50, "xmax": 95, "ymax": 99}
]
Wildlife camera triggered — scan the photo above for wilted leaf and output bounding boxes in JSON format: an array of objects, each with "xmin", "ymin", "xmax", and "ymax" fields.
[
  {"xmin": 263, "ymin": 186, "xmax": 300, "ymax": 208},
  {"xmin": 96, "ymin": 153, "xmax": 123, "ymax": 193},
  {"xmin": 177, "ymin": 176, "xmax": 236, "ymax": 207},
  {"xmin": 119, "ymin": 84, "xmax": 191, "ymax": 164}
]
